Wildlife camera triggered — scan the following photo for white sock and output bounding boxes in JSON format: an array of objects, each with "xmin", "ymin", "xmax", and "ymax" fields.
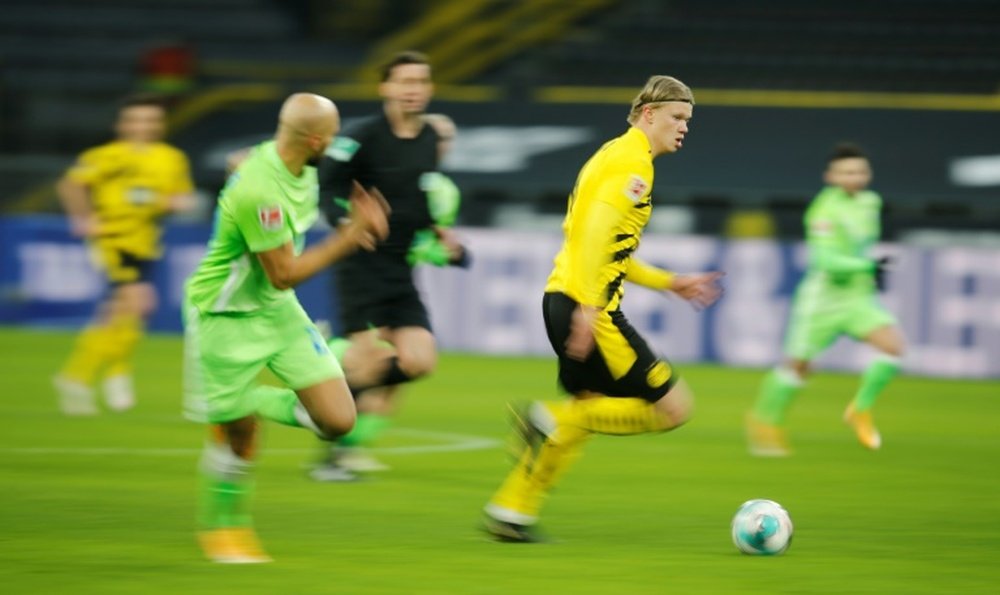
[{"xmin": 103, "ymin": 375, "xmax": 135, "ymax": 412}]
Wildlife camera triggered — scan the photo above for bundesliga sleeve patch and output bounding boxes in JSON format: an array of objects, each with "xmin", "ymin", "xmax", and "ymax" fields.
[
  {"xmin": 258, "ymin": 205, "xmax": 284, "ymax": 231},
  {"xmin": 624, "ymin": 175, "xmax": 650, "ymax": 203}
]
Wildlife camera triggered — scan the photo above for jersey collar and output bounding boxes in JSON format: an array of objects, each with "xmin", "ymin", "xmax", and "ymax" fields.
[
  {"xmin": 263, "ymin": 140, "xmax": 310, "ymax": 185},
  {"xmin": 624, "ymin": 126, "xmax": 653, "ymax": 157}
]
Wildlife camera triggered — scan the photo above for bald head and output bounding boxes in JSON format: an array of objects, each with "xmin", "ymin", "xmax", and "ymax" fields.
[
  {"xmin": 275, "ymin": 93, "xmax": 339, "ymax": 170},
  {"xmin": 278, "ymin": 92, "xmax": 339, "ymax": 140}
]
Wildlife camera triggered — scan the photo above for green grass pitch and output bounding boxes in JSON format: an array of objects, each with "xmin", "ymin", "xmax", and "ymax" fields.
[{"xmin": 1, "ymin": 328, "xmax": 997, "ymax": 594}]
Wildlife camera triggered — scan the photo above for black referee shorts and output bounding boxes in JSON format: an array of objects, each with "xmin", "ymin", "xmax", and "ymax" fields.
[
  {"xmin": 339, "ymin": 289, "xmax": 432, "ymax": 335},
  {"xmin": 543, "ymin": 292, "xmax": 678, "ymax": 403}
]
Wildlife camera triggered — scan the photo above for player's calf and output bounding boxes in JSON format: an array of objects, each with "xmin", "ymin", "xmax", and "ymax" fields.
[
  {"xmin": 197, "ymin": 423, "xmax": 272, "ymax": 562},
  {"xmin": 505, "ymin": 401, "xmax": 554, "ymax": 463}
]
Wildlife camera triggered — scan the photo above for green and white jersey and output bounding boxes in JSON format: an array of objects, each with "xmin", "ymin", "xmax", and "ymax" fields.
[
  {"xmin": 185, "ymin": 141, "xmax": 319, "ymax": 313},
  {"xmin": 799, "ymin": 185, "xmax": 882, "ymax": 296}
]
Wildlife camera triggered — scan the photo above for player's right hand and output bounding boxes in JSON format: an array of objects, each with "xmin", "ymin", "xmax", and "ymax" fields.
[
  {"xmin": 347, "ymin": 181, "xmax": 390, "ymax": 250},
  {"xmin": 873, "ymin": 256, "xmax": 892, "ymax": 291},
  {"xmin": 69, "ymin": 214, "xmax": 98, "ymax": 238},
  {"xmin": 566, "ymin": 304, "xmax": 598, "ymax": 361}
]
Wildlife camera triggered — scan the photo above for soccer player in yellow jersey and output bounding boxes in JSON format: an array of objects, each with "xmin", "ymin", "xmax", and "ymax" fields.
[
  {"xmin": 54, "ymin": 94, "xmax": 195, "ymax": 415},
  {"xmin": 483, "ymin": 76, "xmax": 724, "ymax": 542}
]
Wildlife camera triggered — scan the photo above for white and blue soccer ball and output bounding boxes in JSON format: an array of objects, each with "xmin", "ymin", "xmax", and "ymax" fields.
[{"xmin": 731, "ymin": 499, "xmax": 794, "ymax": 555}]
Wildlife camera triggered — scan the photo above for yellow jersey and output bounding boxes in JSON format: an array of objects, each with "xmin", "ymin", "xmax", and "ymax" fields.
[
  {"xmin": 66, "ymin": 140, "xmax": 193, "ymax": 258},
  {"xmin": 545, "ymin": 127, "xmax": 674, "ymax": 310}
]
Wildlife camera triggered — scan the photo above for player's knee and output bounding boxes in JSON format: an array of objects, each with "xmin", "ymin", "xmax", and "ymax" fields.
[
  {"xmin": 396, "ymin": 351, "xmax": 436, "ymax": 379},
  {"xmin": 218, "ymin": 419, "xmax": 258, "ymax": 460},
  {"xmin": 881, "ymin": 338, "xmax": 905, "ymax": 358},
  {"xmin": 879, "ymin": 344, "xmax": 903, "ymax": 359},
  {"xmin": 656, "ymin": 380, "xmax": 694, "ymax": 429},
  {"xmin": 314, "ymin": 409, "xmax": 356, "ymax": 439},
  {"xmin": 867, "ymin": 325, "xmax": 905, "ymax": 358},
  {"xmin": 114, "ymin": 283, "xmax": 156, "ymax": 318},
  {"xmin": 666, "ymin": 397, "xmax": 693, "ymax": 429},
  {"xmin": 139, "ymin": 287, "xmax": 157, "ymax": 317}
]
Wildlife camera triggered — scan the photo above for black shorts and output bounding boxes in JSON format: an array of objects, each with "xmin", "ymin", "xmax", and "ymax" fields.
[
  {"xmin": 92, "ymin": 244, "xmax": 155, "ymax": 286},
  {"xmin": 339, "ymin": 290, "xmax": 432, "ymax": 335},
  {"xmin": 543, "ymin": 292, "xmax": 678, "ymax": 403}
]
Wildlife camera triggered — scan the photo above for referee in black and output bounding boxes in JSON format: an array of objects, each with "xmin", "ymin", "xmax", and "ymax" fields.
[{"xmin": 312, "ymin": 51, "xmax": 467, "ymax": 480}]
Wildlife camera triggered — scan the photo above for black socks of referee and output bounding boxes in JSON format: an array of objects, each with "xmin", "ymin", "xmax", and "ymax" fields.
[{"xmin": 348, "ymin": 356, "xmax": 416, "ymax": 394}]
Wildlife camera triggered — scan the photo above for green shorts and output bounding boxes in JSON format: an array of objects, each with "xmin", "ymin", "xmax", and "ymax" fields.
[
  {"xmin": 183, "ymin": 297, "xmax": 343, "ymax": 424},
  {"xmin": 784, "ymin": 287, "xmax": 897, "ymax": 361}
]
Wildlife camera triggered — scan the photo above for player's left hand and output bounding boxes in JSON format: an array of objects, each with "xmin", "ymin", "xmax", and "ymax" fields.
[
  {"xmin": 669, "ymin": 272, "xmax": 725, "ymax": 310},
  {"xmin": 169, "ymin": 193, "xmax": 198, "ymax": 213},
  {"xmin": 433, "ymin": 226, "xmax": 471, "ymax": 268},
  {"xmin": 873, "ymin": 256, "xmax": 892, "ymax": 292},
  {"xmin": 69, "ymin": 214, "xmax": 98, "ymax": 238}
]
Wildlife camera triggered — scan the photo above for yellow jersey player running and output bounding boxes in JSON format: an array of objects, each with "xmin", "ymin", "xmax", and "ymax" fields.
[
  {"xmin": 483, "ymin": 76, "xmax": 724, "ymax": 542},
  {"xmin": 54, "ymin": 94, "xmax": 195, "ymax": 415}
]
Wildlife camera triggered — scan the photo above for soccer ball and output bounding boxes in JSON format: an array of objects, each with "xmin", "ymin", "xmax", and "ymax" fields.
[{"xmin": 731, "ymin": 499, "xmax": 793, "ymax": 555}]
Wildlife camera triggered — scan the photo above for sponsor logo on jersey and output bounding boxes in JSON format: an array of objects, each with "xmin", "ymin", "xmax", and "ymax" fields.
[
  {"xmin": 624, "ymin": 175, "xmax": 649, "ymax": 203},
  {"xmin": 127, "ymin": 187, "xmax": 155, "ymax": 205},
  {"xmin": 258, "ymin": 205, "xmax": 284, "ymax": 231},
  {"xmin": 325, "ymin": 137, "xmax": 361, "ymax": 162}
]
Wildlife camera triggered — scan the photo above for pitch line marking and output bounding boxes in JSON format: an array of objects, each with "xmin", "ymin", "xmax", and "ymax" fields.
[{"xmin": 0, "ymin": 427, "xmax": 501, "ymax": 457}]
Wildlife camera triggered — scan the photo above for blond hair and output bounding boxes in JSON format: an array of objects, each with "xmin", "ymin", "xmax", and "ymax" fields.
[{"xmin": 627, "ymin": 76, "xmax": 694, "ymax": 124}]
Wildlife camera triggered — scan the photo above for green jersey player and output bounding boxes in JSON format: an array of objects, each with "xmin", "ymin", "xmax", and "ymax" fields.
[
  {"xmin": 747, "ymin": 143, "xmax": 905, "ymax": 456},
  {"xmin": 183, "ymin": 93, "xmax": 388, "ymax": 563}
]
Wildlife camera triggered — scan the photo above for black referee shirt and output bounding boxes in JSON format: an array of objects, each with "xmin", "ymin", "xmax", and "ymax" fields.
[{"xmin": 319, "ymin": 113, "xmax": 439, "ymax": 302}]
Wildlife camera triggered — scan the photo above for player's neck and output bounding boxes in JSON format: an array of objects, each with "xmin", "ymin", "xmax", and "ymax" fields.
[
  {"xmin": 632, "ymin": 123, "xmax": 664, "ymax": 157},
  {"xmin": 120, "ymin": 139, "xmax": 155, "ymax": 151},
  {"xmin": 275, "ymin": 138, "xmax": 308, "ymax": 177},
  {"xmin": 384, "ymin": 104, "xmax": 425, "ymax": 139}
]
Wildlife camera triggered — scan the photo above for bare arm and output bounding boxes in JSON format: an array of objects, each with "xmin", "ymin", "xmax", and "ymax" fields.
[
  {"xmin": 256, "ymin": 230, "xmax": 361, "ymax": 290},
  {"xmin": 626, "ymin": 257, "xmax": 724, "ymax": 309},
  {"xmin": 56, "ymin": 176, "xmax": 96, "ymax": 238},
  {"xmin": 256, "ymin": 182, "xmax": 389, "ymax": 290},
  {"xmin": 166, "ymin": 192, "xmax": 198, "ymax": 214}
]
